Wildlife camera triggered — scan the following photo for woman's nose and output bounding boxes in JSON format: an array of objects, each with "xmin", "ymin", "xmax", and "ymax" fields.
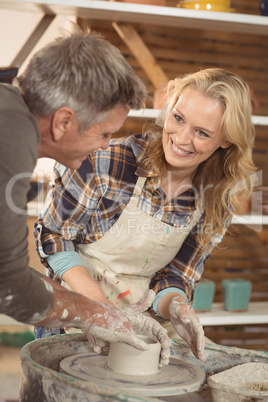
[{"xmin": 176, "ymin": 126, "xmax": 192, "ymax": 144}]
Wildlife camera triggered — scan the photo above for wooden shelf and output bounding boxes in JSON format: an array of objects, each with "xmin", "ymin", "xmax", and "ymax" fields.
[
  {"xmin": 197, "ymin": 302, "xmax": 268, "ymax": 326},
  {"xmin": 128, "ymin": 109, "xmax": 268, "ymax": 126},
  {"xmin": 0, "ymin": 0, "xmax": 268, "ymax": 36},
  {"xmin": 232, "ymin": 214, "xmax": 268, "ymax": 226}
]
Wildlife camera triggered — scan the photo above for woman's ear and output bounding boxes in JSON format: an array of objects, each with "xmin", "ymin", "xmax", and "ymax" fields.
[
  {"xmin": 51, "ymin": 107, "xmax": 75, "ymax": 142},
  {"xmin": 221, "ymin": 139, "xmax": 232, "ymax": 149}
]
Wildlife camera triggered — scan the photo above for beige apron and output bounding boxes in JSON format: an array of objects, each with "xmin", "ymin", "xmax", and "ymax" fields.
[{"xmin": 77, "ymin": 176, "xmax": 202, "ymax": 308}]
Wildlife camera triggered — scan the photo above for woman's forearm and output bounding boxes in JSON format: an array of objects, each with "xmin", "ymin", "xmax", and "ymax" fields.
[
  {"xmin": 62, "ymin": 265, "xmax": 112, "ymax": 306},
  {"xmin": 157, "ymin": 292, "xmax": 187, "ymax": 319}
]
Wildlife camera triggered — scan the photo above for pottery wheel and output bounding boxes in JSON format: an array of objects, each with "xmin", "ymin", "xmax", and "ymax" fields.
[{"xmin": 60, "ymin": 352, "xmax": 206, "ymax": 397}]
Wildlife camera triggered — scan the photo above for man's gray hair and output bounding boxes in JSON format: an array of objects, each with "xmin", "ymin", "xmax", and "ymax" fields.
[{"xmin": 15, "ymin": 31, "xmax": 147, "ymax": 129}]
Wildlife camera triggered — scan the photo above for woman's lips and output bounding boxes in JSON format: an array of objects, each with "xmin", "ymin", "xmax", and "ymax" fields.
[{"xmin": 170, "ymin": 138, "xmax": 192, "ymax": 157}]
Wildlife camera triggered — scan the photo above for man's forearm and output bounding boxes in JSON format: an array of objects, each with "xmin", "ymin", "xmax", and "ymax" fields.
[{"xmin": 35, "ymin": 279, "xmax": 96, "ymax": 329}]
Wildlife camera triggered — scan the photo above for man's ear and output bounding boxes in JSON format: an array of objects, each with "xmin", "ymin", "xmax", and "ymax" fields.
[
  {"xmin": 51, "ymin": 107, "xmax": 75, "ymax": 142},
  {"xmin": 221, "ymin": 139, "xmax": 232, "ymax": 149}
]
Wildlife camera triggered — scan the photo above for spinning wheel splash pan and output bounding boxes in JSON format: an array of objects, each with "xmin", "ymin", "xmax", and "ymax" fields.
[{"xmin": 60, "ymin": 352, "xmax": 206, "ymax": 397}]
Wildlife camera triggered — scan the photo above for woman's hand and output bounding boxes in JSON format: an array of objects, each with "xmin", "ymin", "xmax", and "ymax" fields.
[
  {"xmin": 123, "ymin": 290, "xmax": 170, "ymax": 366},
  {"xmin": 169, "ymin": 297, "xmax": 206, "ymax": 361}
]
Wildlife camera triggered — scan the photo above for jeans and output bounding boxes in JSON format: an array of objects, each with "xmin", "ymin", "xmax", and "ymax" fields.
[{"xmin": 34, "ymin": 326, "xmax": 65, "ymax": 339}]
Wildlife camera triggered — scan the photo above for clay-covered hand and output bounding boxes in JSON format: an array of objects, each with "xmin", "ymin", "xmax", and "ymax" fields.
[
  {"xmin": 38, "ymin": 279, "xmax": 149, "ymax": 353},
  {"xmin": 169, "ymin": 297, "xmax": 206, "ymax": 361},
  {"xmin": 84, "ymin": 301, "xmax": 151, "ymax": 354},
  {"xmin": 123, "ymin": 290, "xmax": 170, "ymax": 366}
]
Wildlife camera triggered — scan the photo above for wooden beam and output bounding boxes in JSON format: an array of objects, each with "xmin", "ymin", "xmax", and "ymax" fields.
[
  {"xmin": 112, "ymin": 22, "xmax": 168, "ymax": 90},
  {"xmin": 77, "ymin": 17, "xmax": 92, "ymax": 33},
  {"xmin": 11, "ymin": 14, "xmax": 56, "ymax": 66}
]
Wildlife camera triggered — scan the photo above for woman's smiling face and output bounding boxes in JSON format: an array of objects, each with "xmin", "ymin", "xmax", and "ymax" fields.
[{"xmin": 162, "ymin": 85, "xmax": 231, "ymax": 177}]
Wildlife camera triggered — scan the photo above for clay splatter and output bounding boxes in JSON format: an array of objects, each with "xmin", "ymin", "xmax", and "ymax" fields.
[{"xmin": 61, "ymin": 309, "xmax": 69, "ymax": 319}]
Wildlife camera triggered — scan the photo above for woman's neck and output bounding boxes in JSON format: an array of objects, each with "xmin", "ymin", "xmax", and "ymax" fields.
[{"xmin": 161, "ymin": 170, "xmax": 193, "ymax": 203}]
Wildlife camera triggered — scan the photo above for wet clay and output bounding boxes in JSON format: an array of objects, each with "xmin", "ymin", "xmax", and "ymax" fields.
[
  {"xmin": 60, "ymin": 352, "xmax": 206, "ymax": 397},
  {"xmin": 208, "ymin": 362, "xmax": 268, "ymax": 401},
  {"xmin": 19, "ymin": 333, "xmax": 268, "ymax": 401},
  {"xmin": 108, "ymin": 335, "xmax": 161, "ymax": 375}
]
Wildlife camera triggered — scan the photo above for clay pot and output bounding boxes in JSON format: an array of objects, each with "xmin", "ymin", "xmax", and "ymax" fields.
[
  {"xmin": 192, "ymin": 278, "xmax": 216, "ymax": 312},
  {"xmin": 108, "ymin": 335, "xmax": 161, "ymax": 375},
  {"xmin": 222, "ymin": 279, "xmax": 252, "ymax": 311}
]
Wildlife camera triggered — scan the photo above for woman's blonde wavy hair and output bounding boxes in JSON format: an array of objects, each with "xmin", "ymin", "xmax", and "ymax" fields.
[{"xmin": 140, "ymin": 68, "xmax": 256, "ymax": 251}]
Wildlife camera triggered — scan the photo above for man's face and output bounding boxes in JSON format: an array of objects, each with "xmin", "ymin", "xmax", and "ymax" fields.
[{"xmin": 53, "ymin": 104, "xmax": 129, "ymax": 169}]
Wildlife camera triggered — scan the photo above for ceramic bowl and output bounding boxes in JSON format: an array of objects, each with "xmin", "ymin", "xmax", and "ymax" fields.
[{"xmin": 108, "ymin": 335, "xmax": 161, "ymax": 376}]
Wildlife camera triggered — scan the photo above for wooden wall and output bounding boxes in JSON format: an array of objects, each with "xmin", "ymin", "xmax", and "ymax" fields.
[{"xmin": 204, "ymin": 225, "xmax": 268, "ymax": 351}]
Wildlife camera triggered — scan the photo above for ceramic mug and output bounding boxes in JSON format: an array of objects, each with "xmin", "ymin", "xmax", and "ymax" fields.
[{"xmin": 108, "ymin": 334, "xmax": 161, "ymax": 375}]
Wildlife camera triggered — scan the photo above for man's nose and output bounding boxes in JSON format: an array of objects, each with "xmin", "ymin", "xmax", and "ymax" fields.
[{"xmin": 100, "ymin": 136, "xmax": 112, "ymax": 150}]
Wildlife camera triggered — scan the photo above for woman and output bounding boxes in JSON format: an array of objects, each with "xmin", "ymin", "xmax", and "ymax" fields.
[{"xmin": 35, "ymin": 68, "xmax": 256, "ymax": 361}]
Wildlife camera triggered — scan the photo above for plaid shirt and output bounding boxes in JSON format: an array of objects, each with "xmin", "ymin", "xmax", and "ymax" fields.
[{"xmin": 34, "ymin": 134, "xmax": 220, "ymax": 301}]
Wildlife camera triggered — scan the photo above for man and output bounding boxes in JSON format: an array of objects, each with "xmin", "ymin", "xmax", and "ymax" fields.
[{"xmin": 0, "ymin": 31, "xmax": 170, "ymax": 362}]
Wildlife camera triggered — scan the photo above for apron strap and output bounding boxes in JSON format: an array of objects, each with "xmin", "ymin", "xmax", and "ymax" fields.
[
  {"xmin": 128, "ymin": 176, "xmax": 147, "ymax": 207},
  {"xmin": 133, "ymin": 176, "xmax": 147, "ymax": 196},
  {"xmin": 189, "ymin": 197, "xmax": 203, "ymax": 228},
  {"xmin": 128, "ymin": 176, "xmax": 202, "ymax": 228}
]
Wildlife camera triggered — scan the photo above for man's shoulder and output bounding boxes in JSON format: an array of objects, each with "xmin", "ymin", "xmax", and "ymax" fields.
[
  {"xmin": 109, "ymin": 134, "xmax": 145, "ymax": 158},
  {"xmin": 87, "ymin": 134, "xmax": 144, "ymax": 178},
  {"xmin": 0, "ymin": 84, "xmax": 23, "ymax": 110}
]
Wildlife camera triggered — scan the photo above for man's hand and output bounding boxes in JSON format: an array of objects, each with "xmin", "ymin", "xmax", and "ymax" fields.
[
  {"xmin": 84, "ymin": 301, "xmax": 152, "ymax": 352},
  {"xmin": 123, "ymin": 290, "xmax": 170, "ymax": 366},
  {"xmin": 87, "ymin": 290, "xmax": 170, "ymax": 366},
  {"xmin": 169, "ymin": 297, "xmax": 206, "ymax": 361},
  {"xmin": 37, "ymin": 279, "xmax": 150, "ymax": 353}
]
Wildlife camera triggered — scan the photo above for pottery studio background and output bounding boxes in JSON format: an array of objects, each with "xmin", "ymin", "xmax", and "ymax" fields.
[{"xmin": 0, "ymin": 0, "xmax": 268, "ymax": 360}]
